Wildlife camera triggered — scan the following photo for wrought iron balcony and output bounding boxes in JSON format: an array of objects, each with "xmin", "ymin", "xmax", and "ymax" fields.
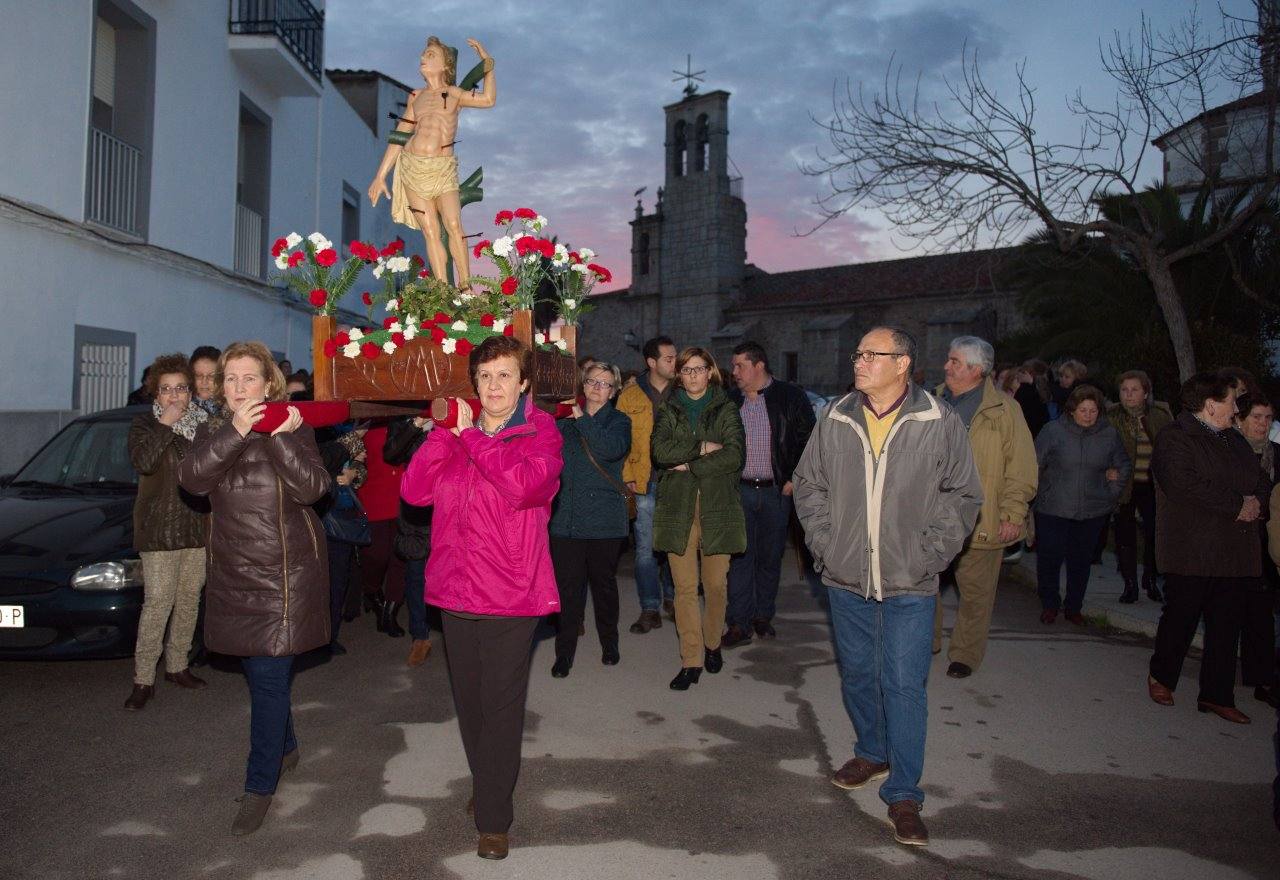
[
  {"xmin": 234, "ymin": 202, "xmax": 265, "ymax": 278},
  {"xmin": 228, "ymin": 0, "xmax": 324, "ymax": 90},
  {"xmin": 87, "ymin": 127, "xmax": 142, "ymax": 237}
]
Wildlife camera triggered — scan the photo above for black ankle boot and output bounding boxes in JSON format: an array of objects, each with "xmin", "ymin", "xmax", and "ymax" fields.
[
  {"xmin": 1144, "ymin": 575, "xmax": 1163, "ymax": 603},
  {"xmin": 1119, "ymin": 579, "xmax": 1139, "ymax": 604},
  {"xmin": 365, "ymin": 590, "xmax": 385, "ymax": 616},
  {"xmin": 669, "ymin": 667, "xmax": 702, "ymax": 690},
  {"xmin": 704, "ymin": 647, "xmax": 723, "ymax": 673},
  {"xmin": 380, "ymin": 601, "xmax": 405, "ymax": 637}
]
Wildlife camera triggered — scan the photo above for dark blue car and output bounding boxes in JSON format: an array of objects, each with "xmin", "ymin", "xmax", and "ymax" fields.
[{"xmin": 0, "ymin": 406, "xmax": 148, "ymax": 659}]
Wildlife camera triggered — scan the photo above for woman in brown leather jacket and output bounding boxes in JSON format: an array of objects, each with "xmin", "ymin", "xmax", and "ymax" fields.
[{"xmin": 178, "ymin": 341, "xmax": 330, "ymax": 836}]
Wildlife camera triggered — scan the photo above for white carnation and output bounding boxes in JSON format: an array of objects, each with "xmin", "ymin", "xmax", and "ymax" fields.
[
  {"xmin": 533, "ymin": 214, "xmax": 548, "ymax": 230},
  {"xmin": 579, "ymin": 248, "xmax": 595, "ymax": 261},
  {"xmin": 535, "ymin": 332, "xmax": 546, "ymax": 344},
  {"xmin": 349, "ymin": 328, "xmax": 364, "ymax": 341},
  {"xmin": 385, "ymin": 298, "xmax": 399, "ymax": 311},
  {"xmin": 372, "ymin": 264, "xmax": 385, "ymax": 279},
  {"xmin": 274, "ymin": 253, "xmax": 289, "ymax": 270},
  {"xmin": 524, "ymin": 253, "xmax": 540, "ymax": 264},
  {"xmin": 388, "ymin": 321, "xmax": 403, "ymax": 333},
  {"xmin": 285, "ymin": 232, "xmax": 303, "ymax": 249},
  {"xmin": 403, "ymin": 325, "xmax": 417, "ymax": 340},
  {"xmin": 307, "ymin": 232, "xmax": 333, "ymax": 250},
  {"xmin": 563, "ymin": 299, "xmax": 576, "ymax": 310},
  {"xmin": 491, "ymin": 236, "xmax": 514, "ymax": 258},
  {"xmin": 342, "ymin": 342, "xmax": 360, "ymax": 358},
  {"xmin": 450, "ymin": 320, "xmax": 468, "ymax": 331},
  {"xmin": 387, "ymin": 255, "xmax": 411, "ymax": 273},
  {"xmin": 492, "ymin": 319, "xmax": 506, "ymax": 333},
  {"xmin": 571, "ymin": 262, "xmax": 590, "ymax": 274},
  {"xmin": 383, "ymin": 341, "xmax": 397, "ymax": 355},
  {"xmin": 441, "ymin": 338, "xmax": 457, "ymax": 354},
  {"xmin": 554, "ymin": 339, "xmax": 568, "ymax": 351}
]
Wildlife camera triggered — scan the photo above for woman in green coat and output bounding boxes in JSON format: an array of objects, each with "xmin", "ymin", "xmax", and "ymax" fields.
[{"xmin": 652, "ymin": 347, "xmax": 746, "ymax": 690}]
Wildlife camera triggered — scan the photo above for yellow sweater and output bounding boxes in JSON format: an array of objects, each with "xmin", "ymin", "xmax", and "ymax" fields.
[{"xmin": 863, "ymin": 406, "xmax": 899, "ymax": 459}]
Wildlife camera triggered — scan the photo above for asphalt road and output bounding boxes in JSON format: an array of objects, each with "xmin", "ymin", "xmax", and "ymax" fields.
[{"xmin": 1, "ymin": 551, "xmax": 1276, "ymax": 880}]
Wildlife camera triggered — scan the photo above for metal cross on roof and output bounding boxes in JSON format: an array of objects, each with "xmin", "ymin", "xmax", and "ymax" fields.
[{"xmin": 672, "ymin": 54, "xmax": 706, "ymax": 98}]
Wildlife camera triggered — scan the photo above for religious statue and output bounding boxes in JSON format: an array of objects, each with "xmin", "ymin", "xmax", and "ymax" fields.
[{"xmin": 367, "ymin": 36, "xmax": 495, "ymax": 290}]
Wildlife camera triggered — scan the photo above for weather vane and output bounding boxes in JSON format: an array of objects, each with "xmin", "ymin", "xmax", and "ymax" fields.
[{"xmin": 672, "ymin": 54, "xmax": 705, "ymax": 98}]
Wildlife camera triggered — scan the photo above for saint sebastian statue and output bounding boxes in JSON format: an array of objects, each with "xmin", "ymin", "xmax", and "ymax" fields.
[{"xmin": 368, "ymin": 37, "xmax": 495, "ymax": 290}]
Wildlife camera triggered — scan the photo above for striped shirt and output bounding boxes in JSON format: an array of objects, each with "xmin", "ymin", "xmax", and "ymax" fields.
[
  {"xmin": 1132, "ymin": 419, "xmax": 1153, "ymax": 483},
  {"xmin": 740, "ymin": 383, "xmax": 773, "ymax": 480}
]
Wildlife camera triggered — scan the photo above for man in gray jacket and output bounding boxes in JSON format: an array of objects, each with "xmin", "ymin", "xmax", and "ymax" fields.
[{"xmin": 793, "ymin": 326, "xmax": 982, "ymax": 848}]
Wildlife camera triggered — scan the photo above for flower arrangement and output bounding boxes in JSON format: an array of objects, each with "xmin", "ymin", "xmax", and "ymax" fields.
[{"xmin": 279, "ymin": 207, "xmax": 610, "ymax": 360}]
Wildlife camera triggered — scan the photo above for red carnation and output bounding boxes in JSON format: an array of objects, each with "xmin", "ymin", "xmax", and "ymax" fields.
[
  {"xmin": 315, "ymin": 248, "xmax": 338, "ymax": 267},
  {"xmin": 383, "ymin": 316, "xmax": 397, "ymax": 329},
  {"xmin": 494, "ymin": 210, "xmax": 514, "ymax": 225},
  {"xmin": 430, "ymin": 326, "xmax": 446, "ymax": 344},
  {"xmin": 360, "ymin": 342, "xmax": 380, "ymax": 359},
  {"xmin": 323, "ymin": 339, "xmax": 338, "ymax": 358},
  {"xmin": 472, "ymin": 239, "xmax": 492, "ymax": 259},
  {"xmin": 271, "ymin": 237, "xmax": 288, "ymax": 257},
  {"xmin": 502, "ymin": 324, "xmax": 514, "ymax": 337},
  {"xmin": 568, "ymin": 251, "xmax": 582, "ymax": 264},
  {"xmin": 455, "ymin": 339, "xmax": 473, "ymax": 356},
  {"xmin": 433, "ymin": 311, "xmax": 451, "ymax": 323},
  {"xmin": 418, "ymin": 269, "xmax": 431, "ymax": 278},
  {"xmin": 410, "ymin": 254, "xmax": 424, "ymax": 266},
  {"xmin": 500, "ymin": 276, "xmax": 518, "ymax": 296},
  {"xmin": 349, "ymin": 241, "xmax": 367, "ymax": 260},
  {"xmin": 536, "ymin": 238, "xmax": 554, "ymax": 258},
  {"xmin": 479, "ymin": 313, "xmax": 495, "ymax": 328},
  {"xmin": 361, "ymin": 291, "xmax": 372, "ymax": 306},
  {"xmin": 288, "ymin": 251, "xmax": 306, "ymax": 268},
  {"xmin": 588, "ymin": 263, "xmax": 612, "ymax": 283},
  {"xmin": 392, "ymin": 332, "xmax": 406, "ymax": 346},
  {"xmin": 334, "ymin": 331, "xmax": 351, "ymax": 346},
  {"xmin": 308, "ymin": 288, "xmax": 328, "ymax": 308},
  {"xmin": 513, "ymin": 208, "xmax": 537, "ymax": 220},
  {"xmin": 513, "ymin": 235, "xmax": 535, "ymax": 256}
]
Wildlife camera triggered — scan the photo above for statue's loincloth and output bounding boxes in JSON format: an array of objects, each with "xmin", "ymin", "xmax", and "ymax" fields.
[{"xmin": 391, "ymin": 153, "xmax": 459, "ymax": 228}]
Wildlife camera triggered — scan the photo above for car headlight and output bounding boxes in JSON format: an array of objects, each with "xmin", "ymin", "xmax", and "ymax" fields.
[{"xmin": 71, "ymin": 560, "xmax": 144, "ymax": 591}]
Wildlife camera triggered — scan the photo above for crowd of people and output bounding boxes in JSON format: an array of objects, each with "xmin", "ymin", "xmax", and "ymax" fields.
[{"xmin": 116, "ymin": 327, "xmax": 1280, "ymax": 856}]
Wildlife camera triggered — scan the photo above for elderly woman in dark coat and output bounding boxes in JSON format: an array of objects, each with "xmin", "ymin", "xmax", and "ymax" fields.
[
  {"xmin": 123, "ymin": 353, "xmax": 209, "ymax": 711},
  {"xmin": 549, "ymin": 360, "xmax": 632, "ymax": 678},
  {"xmin": 1033, "ymin": 385, "xmax": 1131, "ymax": 625},
  {"xmin": 1147, "ymin": 373, "xmax": 1270, "ymax": 725},
  {"xmin": 1234, "ymin": 394, "xmax": 1279, "ymax": 708},
  {"xmin": 179, "ymin": 341, "xmax": 330, "ymax": 835}
]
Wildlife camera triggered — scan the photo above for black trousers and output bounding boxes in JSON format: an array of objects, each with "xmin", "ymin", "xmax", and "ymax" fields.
[
  {"xmin": 440, "ymin": 612, "xmax": 538, "ymax": 834},
  {"xmin": 1240, "ymin": 586, "xmax": 1276, "ymax": 688},
  {"xmin": 1150, "ymin": 574, "xmax": 1249, "ymax": 706},
  {"xmin": 1113, "ymin": 481, "xmax": 1157, "ymax": 585},
  {"xmin": 551, "ymin": 536, "xmax": 623, "ymax": 661}
]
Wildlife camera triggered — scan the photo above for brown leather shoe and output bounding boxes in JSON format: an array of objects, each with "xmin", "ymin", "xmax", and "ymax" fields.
[
  {"xmin": 477, "ymin": 832, "xmax": 508, "ymax": 860},
  {"xmin": 407, "ymin": 639, "xmax": 432, "ymax": 667},
  {"xmin": 751, "ymin": 617, "xmax": 776, "ymax": 639},
  {"xmin": 1147, "ymin": 675, "xmax": 1174, "ymax": 706},
  {"xmin": 629, "ymin": 610, "xmax": 663, "ymax": 634},
  {"xmin": 721, "ymin": 624, "xmax": 753, "ymax": 649},
  {"xmin": 1039, "ymin": 609, "xmax": 1058, "ymax": 624},
  {"xmin": 1064, "ymin": 611, "xmax": 1086, "ymax": 626},
  {"xmin": 1197, "ymin": 701, "xmax": 1251, "ymax": 724},
  {"xmin": 123, "ymin": 684, "xmax": 154, "ymax": 711},
  {"xmin": 887, "ymin": 800, "xmax": 929, "ymax": 846},
  {"xmin": 831, "ymin": 756, "xmax": 890, "ymax": 790},
  {"xmin": 231, "ymin": 793, "xmax": 272, "ymax": 836},
  {"xmin": 164, "ymin": 669, "xmax": 208, "ymax": 689}
]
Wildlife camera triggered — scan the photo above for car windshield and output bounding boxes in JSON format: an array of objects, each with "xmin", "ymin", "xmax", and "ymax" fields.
[{"xmin": 10, "ymin": 419, "xmax": 137, "ymax": 489}]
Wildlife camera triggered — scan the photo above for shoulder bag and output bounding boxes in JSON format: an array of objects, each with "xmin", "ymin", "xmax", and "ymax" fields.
[{"xmin": 579, "ymin": 435, "xmax": 637, "ymax": 519}]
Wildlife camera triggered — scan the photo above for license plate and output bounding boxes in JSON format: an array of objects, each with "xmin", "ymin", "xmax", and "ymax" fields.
[{"xmin": 0, "ymin": 606, "xmax": 24, "ymax": 628}]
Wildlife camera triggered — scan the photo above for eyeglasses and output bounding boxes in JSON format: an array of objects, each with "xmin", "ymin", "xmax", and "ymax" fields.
[
  {"xmin": 851, "ymin": 350, "xmax": 906, "ymax": 364},
  {"xmin": 158, "ymin": 384, "xmax": 190, "ymax": 395},
  {"xmin": 584, "ymin": 378, "xmax": 614, "ymax": 390},
  {"xmin": 680, "ymin": 365, "xmax": 709, "ymax": 376}
]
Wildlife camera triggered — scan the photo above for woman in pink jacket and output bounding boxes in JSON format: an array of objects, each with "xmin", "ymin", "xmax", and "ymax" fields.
[{"xmin": 401, "ymin": 335, "xmax": 562, "ymax": 861}]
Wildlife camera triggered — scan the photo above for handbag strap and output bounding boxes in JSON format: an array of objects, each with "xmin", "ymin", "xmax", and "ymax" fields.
[{"xmin": 579, "ymin": 435, "xmax": 634, "ymax": 499}]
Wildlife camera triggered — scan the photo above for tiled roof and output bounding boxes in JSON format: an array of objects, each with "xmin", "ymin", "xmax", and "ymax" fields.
[
  {"xmin": 1152, "ymin": 89, "xmax": 1278, "ymax": 147},
  {"xmin": 326, "ymin": 68, "xmax": 414, "ymax": 95},
  {"xmin": 737, "ymin": 247, "xmax": 1016, "ymax": 310}
]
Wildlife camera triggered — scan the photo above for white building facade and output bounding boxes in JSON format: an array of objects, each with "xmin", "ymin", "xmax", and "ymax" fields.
[{"xmin": 0, "ymin": 0, "xmax": 410, "ymax": 471}]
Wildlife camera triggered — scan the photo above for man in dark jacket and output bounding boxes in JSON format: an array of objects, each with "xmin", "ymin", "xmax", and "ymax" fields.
[
  {"xmin": 1147, "ymin": 372, "xmax": 1270, "ymax": 725},
  {"xmin": 722, "ymin": 342, "xmax": 815, "ymax": 646}
]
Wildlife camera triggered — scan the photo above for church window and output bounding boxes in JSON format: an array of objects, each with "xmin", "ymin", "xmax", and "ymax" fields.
[
  {"xmin": 639, "ymin": 232, "xmax": 650, "ymax": 275},
  {"xmin": 673, "ymin": 120, "xmax": 687, "ymax": 177},
  {"xmin": 695, "ymin": 114, "xmax": 709, "ymax": 172}
]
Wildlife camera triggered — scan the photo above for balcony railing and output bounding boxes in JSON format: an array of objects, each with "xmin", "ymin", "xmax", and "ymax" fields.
[
  {"xmin": 228, "ymin": 0, "xmax": 324, "ymax": 81},
  {"xmin": 729, "ymin": 175, "xmax": 744, "ymax": 199},
  {"xmin": 234, "ymin": 202, "xmax": 264, "ymax": 278},
  {"xmin": 88, "ymin": 128, "xmax": 142, "ymax": 237}
]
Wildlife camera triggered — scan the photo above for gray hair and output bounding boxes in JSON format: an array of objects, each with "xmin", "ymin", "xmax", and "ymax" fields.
[
  {"xmin": 949, "ymin": 336, "xmax": 995, "ymax": 376},
  {"xmin": 582, "ymin": 360, "xmax": 623, "ymax": 394},
  {"xmin": 867, "ymin": 326, "xmax": 918, "ymax": 370}
]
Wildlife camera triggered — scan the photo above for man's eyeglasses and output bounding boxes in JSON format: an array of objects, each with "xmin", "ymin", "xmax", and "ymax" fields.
[
  {"xmin": 584, "ymin": 378, "xmax": 614, "ymax": 390},
  {"xmin": 680, "ymin": 365, "xmax": 709, "ymax": 376},
  {"xmin": 851, "ymin": 350, "xmax": 906, "ymax": 365},
  {"xmin": 158, "ymin": 384, "xmax": 190, "ymax": 395}
]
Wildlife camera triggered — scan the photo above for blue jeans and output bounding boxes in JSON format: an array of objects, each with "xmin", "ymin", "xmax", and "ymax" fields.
[
  {"xmin": 828, "ymin": 588, "xmax": 935, "ymax": 805},
  {"xmin": 634, "ymin": 479, "xmax": 674, "ymax": 611},
  {"xmin": 727, "ymin": 484, "xmax": 792, "ymax": 627},
  {"xmin": 1034, "ymin": 512, "xmax": 1108, "ymax": 613},
  {"xmin": 241, "ymin": 655, "xmax": 297, "ymax": 796},
  {"xmin": 405, "ymin": 556, "xmax": 429, "ymax": 641}
]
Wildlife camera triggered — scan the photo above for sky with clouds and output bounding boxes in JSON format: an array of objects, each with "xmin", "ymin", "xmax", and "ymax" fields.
[{"xmin": 323, "ymin": 0, "xmax": 1258, "ymax": 291}]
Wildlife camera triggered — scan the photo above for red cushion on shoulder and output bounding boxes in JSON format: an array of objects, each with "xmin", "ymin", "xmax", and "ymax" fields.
[{"xmin": 252, "ymin": 400, "xmax": 352, "ymax": 433}]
